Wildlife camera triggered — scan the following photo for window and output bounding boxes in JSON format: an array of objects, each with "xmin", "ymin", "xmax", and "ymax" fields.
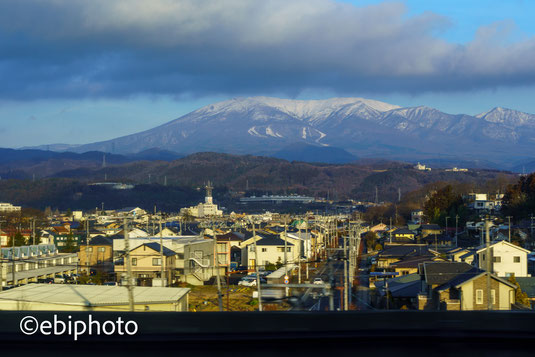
[
  {"xmin": 153, "ymin": 258, "xmax": 162, "ymax": 266},
  {"xmin": 514, "ymin": 256, "xmax": 520, "ymax": 263},
  {"xmin": 493, "ymin": 256, "xmax": 501, "ymax": 263},
  {"xmin": 87, "ymin": 247, "xmax": 93, "ymax": 252},
  {"xmin": 132, "ymin": 258, "xmax": 137, "ymax": 266},
  {"xmin": 491, "ymin": 289, "xmax": 496, "ymax": 305},
  {"xmin": 262, "ymin": 248, "xmax": 267, "ymax": 252},
  {"xmin": 476, "ymin": 289, "xmax": 483, "ymax": 304},
  {"xmin": 98, "ymin": 247, "xmax": 106, "ymax": 253}
]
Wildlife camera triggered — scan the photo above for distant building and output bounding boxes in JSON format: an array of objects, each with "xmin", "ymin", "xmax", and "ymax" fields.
[
  {"xmin": 445, "ymin": 167, "xmax": 468, "ymax": 172},
  {"xmin": 0, "ymin": 203, "xmax": 21, "ymax": 213},
  {"xmin": 239, "ymin": 195, "xmax": 314, "ymax": 204},
  {"xmin": 414, "ymin": 162, "xmax": 431, "ymax": 171},
  {"xmin": 181, "ymin": 182, "xmax": 223, "ymax": 218}
]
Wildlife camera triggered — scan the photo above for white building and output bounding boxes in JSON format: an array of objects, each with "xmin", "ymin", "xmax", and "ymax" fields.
[
  {"xmin": 0, "ymin": 245, "xmax": 78, "ymax": 287},
  {"xmin": 180, "ymin": 182, "xmax": 222, "ymax": 218},
  {"xmin": 477, "ymin": 240, "xmax": 531, "ymax": 278},
  {"xmin": 0, "ymin": 203, "xmax": 21, "ymax": 213},
  {"xmin": 414, "ymin": 163, "xmax": 431, "ymax": 171},
  {"xmin": 0, "ymin": 284, "xmax": 189, "ymax": 311},
  {"xmin": 240, "ymin": 234, "xmax": 298, "ymax": 269}
]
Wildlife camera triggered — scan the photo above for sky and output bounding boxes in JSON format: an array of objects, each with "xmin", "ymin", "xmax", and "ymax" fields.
[{"xmin": 2, "ymin": 0, "xmax": 535, "ymax": 148}]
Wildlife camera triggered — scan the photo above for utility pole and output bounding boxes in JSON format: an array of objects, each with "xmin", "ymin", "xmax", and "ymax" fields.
[
  {"xmin": 328, "ymin": 256, "xmax": 334, "ymax": 311},
  {"xmin": 124, "ymin": 218, "xmax": 135, "ymax": 312},
  {"xmin": 455, "ymin": 215, "xmax": 459, "ymax": 247},
  {"xmin": 389, "ymin": 217, "xmax": 392, "ymax": 244},
  {"xmin": 343, "ymin": 233, "xmax": 348, "ymax": 311},
  {"xmin": 284, "ymin": 217, "xmax": 288, "ymax": 297},
  {"xmin": 485, "ymin": 217, "xmax": 492, "ymax": 311},
  {"xmin": 506, "ymin": 216, "xmax": 512, "ymax": 243},
  {"xmin": 31, "ymin": 218, "xmax": 35, "ymax": 246},
  {"xmin": 212, "ymin": 219, "xmax": 223, "ymax": 312},
  {"xmin": 445, "ymin": 216, "xmax": 450, "ymax": 240},
  {"xmin": 86, "ymin": 219, "xmax": 90, "ymax": 273},
  {"xmin": 159, "ymin": 217, "xmax": 165, "ymax": 286},
  {"xmin": 251, "ymin": 219, "xmax": 263, "ymax": 311},
  {"xmin": 298, "ymin": 226, "xmax": 302, "ymax": 284},
  {"xmin": 12, "ymin": 229, "xmax": 16, "ymax": 287}
]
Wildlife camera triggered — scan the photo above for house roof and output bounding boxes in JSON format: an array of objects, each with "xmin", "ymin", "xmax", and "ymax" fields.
[
  {"xmin": 0, "ymin": 284, "xmax": 189, "ymax": 306},
  {"xmin": 420, "ymin": 224, "xmax": 442, "ymax": 231},
  {"xmin": 476, "ymin": 240, "xmax": 531, "ymax": 254},
  {"xmin": 390, "ymin": 255, "xmax": 440, "ymax": 269},
  {"xmin": 256, "ymin": 236, "xmax": 293, "ymax": 246},
  {"xmin": 374, "ymin": 273, "xmax": 421, "ymax": 298},
  {"xmin": 393, "ymin": 228, "xmax": 415, "ymax": 235},
  {"xmin": 137, "ymin": 242, "xmax": 176, "ymax": 256},
  {"xmin": 422, "ymin": 262, "xmax": 475, "ymax": 286},
  {"xmin": 516, "ymin": 277, "xmax": 535, "ymax": 298},
  {"xmin": 89, "ymin": 236, "xmax": 114, "ymax": 245},
  {"xmin": 379, "ymin": 244, "xmax": 430, "ymax": 258},
  {"xmin": 216, "ymin": 232, "xmax": 243, "ymax": 241},
  {"xmin": 437, "ymin": 269, "xmax": 517, "ymax": 292}
]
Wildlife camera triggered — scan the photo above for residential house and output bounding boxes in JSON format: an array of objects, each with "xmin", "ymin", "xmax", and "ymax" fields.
[
  {"xmin": 78, "ymin": 236, "xmax": 114, "ymax": 274},
  {"xmin": 115, "ymin": 242, "xmax": 176, "ymax": 287},
  {"xmin": 374, "ymin": 273, "xmax": 421, "ymax": 309},
  {"xmin": 390, "ymin": 228, "xmax": 416, "ymax": 243},
  {"xmin": 419, "ymin": 224, "xmax": 443, "ymax": 239},
  {"xmin": 390, "ymin": 255, "xmax": 445, "ymax": 276},
  {"xmin": 476, "ymin": 240, "xmax": 531, "ymax": 278},
  {"xmin": 113, "ymin": 236, "xmax": 219, "ymax": 285},
  {"xmin": 418, "ymin": 262, "xmax": 516, "ymax": 311},
  {"xmin": 241, "ymin": 234, "xmax": 296, "ymax": 270},
  {"xmin": 375, "ymin": 244, "xmax": 433, "ymax": 269},
  {"xmin": 447, "ymin": 247, "xmax": 475, "ymax": 265}
]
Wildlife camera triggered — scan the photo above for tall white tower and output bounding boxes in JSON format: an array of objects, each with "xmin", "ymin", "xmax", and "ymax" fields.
[{"xmin": 205, "ymin": 181, "xmax": 213, "ymax": 205}]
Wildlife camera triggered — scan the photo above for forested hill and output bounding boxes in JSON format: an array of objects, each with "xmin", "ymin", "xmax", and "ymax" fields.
[{"xmin": 48, "ymin": 152, "xmax": 515, "ymax": 202}]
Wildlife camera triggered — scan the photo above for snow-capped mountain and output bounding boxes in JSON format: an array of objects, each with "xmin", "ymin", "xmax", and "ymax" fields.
[{"xmin": 68, "ymin": 97, "xmax": 535, "ymax": 166}]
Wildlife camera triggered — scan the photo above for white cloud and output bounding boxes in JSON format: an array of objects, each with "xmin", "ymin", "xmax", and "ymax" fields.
[{"xmin": 0, "ymin": 0, "xmax": 534, "ymax": 99}]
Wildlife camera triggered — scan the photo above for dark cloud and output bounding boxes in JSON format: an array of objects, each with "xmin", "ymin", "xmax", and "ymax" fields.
[{"xmin": 0, "ymin": 0, "xmax": 535, "ymax": 100}]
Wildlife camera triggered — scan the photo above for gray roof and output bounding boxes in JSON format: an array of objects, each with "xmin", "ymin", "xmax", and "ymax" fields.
[
  {"xmin": 257, "ymin": 236, "xmax": 293, "ymax": 246},
  {"xmin": 142, "ymin": 242, "xmax": 176, "ymax": 256},
  {"xmin": 0, "ymin": 284, "xmax": 190, "ymax": 306},
  {"xmin": 516, "ymin": 277, "xmax": 535, "ymax": 298},
  {"xmin": 423, "ymin": 262, "xmax": 475, "ymax": 286}
]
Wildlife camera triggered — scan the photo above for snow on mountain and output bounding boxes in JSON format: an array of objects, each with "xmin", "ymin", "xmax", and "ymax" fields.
[
  {"xmin": 66, "ymin": 96, "xmax": 535, "ymax": 167},
  {"xmin": 476, "ymin": 107, "xmax": 535, "ymax": 127}
]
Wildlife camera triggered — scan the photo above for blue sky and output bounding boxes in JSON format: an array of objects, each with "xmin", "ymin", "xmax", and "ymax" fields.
[{"xmin": 2, "ymin": 0, "xmax": 535, "ymax": 148}]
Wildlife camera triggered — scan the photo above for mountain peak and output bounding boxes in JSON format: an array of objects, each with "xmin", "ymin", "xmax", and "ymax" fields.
[{"xmin": 476, "ymin": 106, "xmax": 535, "ymax": 126}]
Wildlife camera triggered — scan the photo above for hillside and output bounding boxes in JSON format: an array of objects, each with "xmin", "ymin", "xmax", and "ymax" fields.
[{"xmin": 49, "ymin": 152, "xmax": 516, "ymax": 202}]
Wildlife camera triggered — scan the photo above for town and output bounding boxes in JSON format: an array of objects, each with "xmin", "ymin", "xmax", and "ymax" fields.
[{"xmin": 1, "ymin": 173, "xmax": 534, "ymax": 313}]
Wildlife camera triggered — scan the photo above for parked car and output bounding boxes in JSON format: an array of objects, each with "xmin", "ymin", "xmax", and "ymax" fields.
[
  {"xmin": 313, "ymin": 278, "xmax": 324, "ymax": 285},
  {"xmin": 238, "ymin": 277, "xmax": 267, "ymax": 287}
]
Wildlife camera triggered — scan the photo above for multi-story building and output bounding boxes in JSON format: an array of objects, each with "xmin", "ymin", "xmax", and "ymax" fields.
[
  {"xmin": 113, "ymin": 236, "xmax": 220, "ymax": 285},
  {"xmin": 0, "ymin": 203, "xmax": 21, "ymax": 213},
  {"xmin": 0, "ymin": 244, "xmax": 78, "ymax": 287}
]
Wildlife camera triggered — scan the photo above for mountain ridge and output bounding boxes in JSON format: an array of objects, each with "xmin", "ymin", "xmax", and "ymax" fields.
[{"xmin": 20, "ymin": 96, "xmax": 535, "ymax": 169}]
